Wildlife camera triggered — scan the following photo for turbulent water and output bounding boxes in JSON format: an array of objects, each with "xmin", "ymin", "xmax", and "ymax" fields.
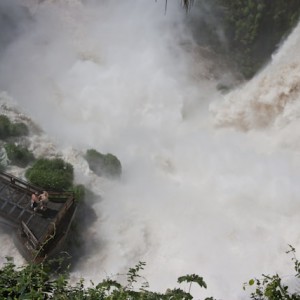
[{"xmin": 1, "ymin": 0, "xmax": 300, "ymax": 299}]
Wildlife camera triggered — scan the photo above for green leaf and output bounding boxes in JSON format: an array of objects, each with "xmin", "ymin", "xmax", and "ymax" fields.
[
  {"xmin": 249, "ymin": 279, "xmax": 255, "ymax": 285},
  {"xmin": 177, "ymin": 274, "xmax": 207, "ymax": 289}
]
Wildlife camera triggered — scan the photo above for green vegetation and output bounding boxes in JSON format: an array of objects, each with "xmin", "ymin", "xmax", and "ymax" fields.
[
  {"xmin": 25, "ymin": 158, "xmax": 74, "ymax": 191},
  {"xmin": 2, "ymin": 247, "xmax": 300, "ymax": 299},
  {"xmin": 243, "ymin": 245, "xmax": 300, "ymax": 299},
  {"xmin": 0, "ymin": 115, "xmax": 29, "ymax": 139},
  {"xmin": 216, "ymin": 0, "xmax": 300, "ymax": 78},
  {"xmin": 0, "ymin": 259, "xmax": 214, "ymax": 299},
  {"xmin": 4, "ymin": 143, "xmax": 35, "ymax": 168},
  {"xmin": 85, "ymin": 149, "xmax": 122, "ymax": 178},
  {"xmin": 72, "ymin": 184, "xmax": 85, "ymax": 203}
]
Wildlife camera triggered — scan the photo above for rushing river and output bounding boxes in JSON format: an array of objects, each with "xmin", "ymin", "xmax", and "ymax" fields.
[{"xmin": 1, "ymin": 1, "xmax": 300, "ymax": 299}]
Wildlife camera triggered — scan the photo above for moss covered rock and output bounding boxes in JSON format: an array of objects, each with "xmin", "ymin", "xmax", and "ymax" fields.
[
  {"xmin": 4, "ymin": 143, "xmax": 35, "ymax": 168},
  {"xmin": 0, "ymin": 115, "xmax": 29, "ymax": 140},
  {"xmin": 85, "ymin": 149, "xmax": 122, "ymax": 178}
]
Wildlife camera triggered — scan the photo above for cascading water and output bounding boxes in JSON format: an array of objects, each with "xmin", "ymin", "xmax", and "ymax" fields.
[{"xmin": 1, "ymin": 0, "xmax": 300, "ymax": 299}]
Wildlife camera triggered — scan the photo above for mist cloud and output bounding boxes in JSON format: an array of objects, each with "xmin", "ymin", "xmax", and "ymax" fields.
[{"xmin": 1, "ymin": 1, "xmax": 300, "ymax": 299}]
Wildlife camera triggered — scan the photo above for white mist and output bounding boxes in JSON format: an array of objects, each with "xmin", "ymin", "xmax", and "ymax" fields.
[{"xmin": 1, "ymin": 1, "xmax": 300, "ymax": 299}]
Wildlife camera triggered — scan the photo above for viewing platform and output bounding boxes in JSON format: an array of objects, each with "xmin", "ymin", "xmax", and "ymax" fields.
[{"xmin": 0, "ymin": 171, "xmax": 77, "ymax": 263}]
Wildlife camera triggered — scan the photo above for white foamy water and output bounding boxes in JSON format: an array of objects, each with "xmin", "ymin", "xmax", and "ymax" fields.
[{"xmin": 1, "ymin": 0, "xmax": 300, "ymax": 299}]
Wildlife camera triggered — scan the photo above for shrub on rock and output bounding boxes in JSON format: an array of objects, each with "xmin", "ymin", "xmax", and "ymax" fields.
[
  {"xmin": 25, "ymin": 158, "xmax": 74, "ymax": 191},
  {"xmin": 85, "ymin": 149, "xmax": 122, "ymax": 178}
]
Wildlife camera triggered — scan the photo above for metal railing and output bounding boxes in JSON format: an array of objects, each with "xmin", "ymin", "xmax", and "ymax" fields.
[
  {"xmin": 0, "ymin": 170, "xmax": 76, "ymax": 245},
  {"xmin": 0, "ymin": 171, "xmax": 43, "ymax": 195},
  {"xmin": 21, "ymin": 221, "xmax": 40, "ymax": 249},
  {"xmin": 38, "ymin": 194, "xmax": 75, "ymax": 245}
]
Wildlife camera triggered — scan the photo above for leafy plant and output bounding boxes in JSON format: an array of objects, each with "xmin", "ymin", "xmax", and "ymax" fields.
[
  {"xmin": 178, "ymin": 274, "xmax": 207, "ymax": 293},
  {"xmin": 25, "ymin": 158, "xmax": 74, "ymax": 191},
  {"xmin": 0, "ymin": 257, "xmax": 52, "ymax": 299},
  {"xmin": 126, "ymin": 261, "xmax": 147, "ymax": 290},
  {"xmin": 244, "ymin": 245, "xmax": 300, "ymax": 300},
  {"xmin": 0, "ymin": 259, "xmax": 215, "ymax": 299}
]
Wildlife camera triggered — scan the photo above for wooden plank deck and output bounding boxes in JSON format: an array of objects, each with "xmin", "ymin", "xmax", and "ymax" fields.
[{"xmin": 0, "ymin": 173, "xmax": 65, "ymax": 243}]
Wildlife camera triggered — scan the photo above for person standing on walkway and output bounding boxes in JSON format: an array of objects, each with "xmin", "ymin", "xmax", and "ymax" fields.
[
  {"xmin": 30, "ymin": 192, "xmax": 39, "ymax": 210},
  {"xmin": 39, "ymin": 191, "xmax": 49, "ymax": 211}
]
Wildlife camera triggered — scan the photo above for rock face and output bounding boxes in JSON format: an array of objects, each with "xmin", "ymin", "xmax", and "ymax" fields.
[
  {"xmin": 189, "ymin": 1, "xmax": 300, "ymax": 79},
  {"xmin": 218, "ymin": 0, "xmax": 300, "ymax": 78}
]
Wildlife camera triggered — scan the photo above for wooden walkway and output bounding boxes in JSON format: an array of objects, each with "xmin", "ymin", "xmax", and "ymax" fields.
[{"xmin": 0, "ymin": 171, "xmax": 76, "ymax": 261}]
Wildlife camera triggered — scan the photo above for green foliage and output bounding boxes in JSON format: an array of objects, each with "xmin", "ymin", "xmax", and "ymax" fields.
[
  {"xmin": 0, "ymin": 259, "xmax": 214, "ymax": 299},
  {"xmin": 25, "ymin": 158, "xmax": 74, "ymax": 191},
  {"xmin": 85, "ymin": 149, "xmax": 122, "ymax": 178},
  {"xmin": 0, "ymin": 115, "xmax": 29, "ymax": 139},
  {"xmin": 72, "ymin": 184, "xmax": 86, "ymax": 202},
  {"xmin": 216, "ymin": 0, "xmax": 300, "ymax": 78},
  {"xmin": 4, "ymin": 143, "xmax": 35, "ymax": 168},
  {"xmin": 126, "ymin": 261, "xmax": 147, "ymax": 289},
  {"xmin": 3, "ymin": 248, "xmax": 300, "ymax": 299},
  {"xmin": 178, "ymin": 274, "xmax": 207, "ymax": 289},
  {"xmin": 177, "ymin": 274, "xmax": 212, "ymax": 298},
  {"xmin": 165, "ymin": 288, "xmax": 193, "ymax": 299},
  {"xmin": 244, "ymin": 245, "xmax": 300, "ymax": 300},
  {"xmin": 0, "ymin": 257, "xmax": 52, "ymax": 299}
]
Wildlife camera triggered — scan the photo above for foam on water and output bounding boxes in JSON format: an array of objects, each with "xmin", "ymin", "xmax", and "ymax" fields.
[{"xmin": 1, "ymin": 1, "xmax": 300, "ymax": 299}]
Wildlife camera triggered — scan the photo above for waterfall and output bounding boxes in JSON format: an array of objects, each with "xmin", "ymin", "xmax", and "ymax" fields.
[{"xmin": 1, "ymin": 1, "xmax": 300, "ymax": 298}]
